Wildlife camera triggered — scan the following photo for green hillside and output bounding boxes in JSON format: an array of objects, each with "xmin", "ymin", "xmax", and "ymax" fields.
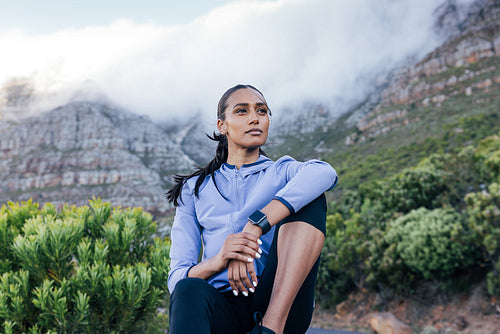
[
  {"xmin": 269, "ymin": 55, "xmax": 500, "ymax": 194},
  {"xmin": 266, "ymin": 55, "xmax": 500, "ymax": 318}
]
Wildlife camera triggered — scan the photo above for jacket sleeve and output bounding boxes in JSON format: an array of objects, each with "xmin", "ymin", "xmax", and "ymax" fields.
[
  {"xmin": 167, "ymin": 181, "xmax": 202, "ymax": 294},
  {"xmin": 273, "ymin": 156, "xmax": 338, "ymax": 213}
]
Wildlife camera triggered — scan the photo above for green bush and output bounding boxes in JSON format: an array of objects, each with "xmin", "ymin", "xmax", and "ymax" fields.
[
  {"xmin": 362, "ymin": 164, "xmax": 451, "ymax": 223},
  {"xmin": 383, "ymin": 208, "xmax": 472, "ymax": 281},
  {"xmin": 0, "ymin": 199, "xmax": 170, "ymax": 333},
  {"xmin": 474, "ymin": 134, "xmax": 500, "ymax": 182},
  {"xmin": 317, "ymin": 212, "xmax": 370, "ymax": 306},
  {"xmin": 465, "ymin": 182, "xmax": 500, "ymax": 295}
]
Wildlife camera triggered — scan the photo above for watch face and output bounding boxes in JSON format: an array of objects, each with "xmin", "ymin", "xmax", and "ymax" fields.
[{"xmin": 249, "ymin": 210, "xmax": 265, "ymax": 223}]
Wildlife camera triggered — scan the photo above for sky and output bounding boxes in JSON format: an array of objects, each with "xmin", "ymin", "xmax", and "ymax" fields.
[{"xmin": 0, "ymin": 0, "xmax": 466, "ymax": 121}]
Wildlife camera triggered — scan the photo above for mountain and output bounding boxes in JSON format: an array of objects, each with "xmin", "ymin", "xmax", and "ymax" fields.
[
  {"xmin": 266, "ymin": 0, "xmax": 500, "ymax": 190},
  {"xmin": 1, "ymin": 0, "xmax": 499, "ymax": 227},
  {"xmin": 0, "ymin": 101, "xmax": 196, "ymax": 222}
]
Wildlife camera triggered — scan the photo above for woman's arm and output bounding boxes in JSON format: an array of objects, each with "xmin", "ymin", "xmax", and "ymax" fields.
[
  {"xmin": 244, "ymin": 158, "xmax": 337, "ymax": 235},
  {"xmin": 169, "ymin": 182, "xmax": 262, "ymax": 292},
  {"xmin": 273, "ymin": 157, "xmax": 337, "ymax": 214},
  {"xmin": 168, "ymin": 184, "xmax": 204, "ymax": 293},
  {"xmin": 242, "ymin": 199, "xmax": 291, "ymax": 237},
  {"xmin": 229, "ymin": 158, "xmax": 337, "ymax": 294},
  {"xmin": 187, "ymin": 231, "xmax": 262, "ymax": 280}
]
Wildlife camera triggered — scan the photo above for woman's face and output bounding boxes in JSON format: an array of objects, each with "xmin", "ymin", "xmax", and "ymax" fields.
[{"xmin": 217, "ymin": 88, "xmax": 270, "ymax": 151}]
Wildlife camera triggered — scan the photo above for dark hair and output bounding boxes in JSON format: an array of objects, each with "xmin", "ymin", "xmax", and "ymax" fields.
[{"xmin": 166, "ymin": 84, "xmax": 270, "ymax": 206}]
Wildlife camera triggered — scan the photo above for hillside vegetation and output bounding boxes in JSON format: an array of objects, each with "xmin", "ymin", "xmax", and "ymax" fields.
[{"xmin": 316, "ymin": 130, "xmax": 500, "ymax": 305}]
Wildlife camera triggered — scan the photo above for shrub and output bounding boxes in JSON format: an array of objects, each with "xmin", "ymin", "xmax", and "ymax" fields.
[
  {"xmin": 383, "ymin": 208, "xmax": 472, "ymax": 281},
  {"xmin": 465, "ymin": 182, "xmax": 500, "ymax": 295},
  {"xmin": 360, "ymin": 163, "xmax": 451, "ymax": 225},
  {"xmin": 0, "ymin": 199, "xmax": 170, "ymax": 333},
  {"xmin": 317, "ymin": 212, "xmax": 370, "ymax": 306},
  {"xmin": 474, "ymin": 134, "xmax": 500, "ymax": 182}
]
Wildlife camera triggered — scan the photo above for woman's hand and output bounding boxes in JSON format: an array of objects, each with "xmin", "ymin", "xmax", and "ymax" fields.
[
  {"xmin": 213, "ymin": 232, "xmax": 261, "ymax": 273},
  {"xmin": 226, "ymin": 222, "xmax": 264, "ymax": 296},
  {"xmin": 228, "ymin": 259, "xmax": 258, "ymax": 296}
]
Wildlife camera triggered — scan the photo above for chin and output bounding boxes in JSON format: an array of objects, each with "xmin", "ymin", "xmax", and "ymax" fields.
[{"xmin": 249, "ymin": 140, "xmax": 267, "ymax": 148}]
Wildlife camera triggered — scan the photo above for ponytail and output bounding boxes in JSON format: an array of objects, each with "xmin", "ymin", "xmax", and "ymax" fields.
[{"xmin": 167, "ymin": 132, "xmax": 227, "ymax": 206}]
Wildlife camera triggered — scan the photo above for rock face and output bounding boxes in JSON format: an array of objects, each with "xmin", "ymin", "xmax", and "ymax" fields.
[
  {"xmin": 347, "ymin": 0, "xmax": 500, "ymax": 144},
  {"xmin": 0, "ymin": 101, "xmax": 194, "ymax": 218}
]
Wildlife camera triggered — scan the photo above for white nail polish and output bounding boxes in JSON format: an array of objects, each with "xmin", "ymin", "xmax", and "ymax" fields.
[
  {"xmin": 257, "ymin": 239, "xmax": 262, "ymax": 245},
  {"xmin": 247, "ymin": 257, "xmax": 253, "ymax": 262},
  {"xmin": 249, "ymin": 288, "xmax": 255, "ymax": 293},
  {"xmin": 255, "ymin": 252, "xmax": 261, "ymax": 259},
  {"xmin": 242, "ymin": 291, "xmax": 248, "ymax": 297},
  {"xmin": 233, "ymin": 290, "xmax": 238, "ymax": 296},
  {"xmin": 258, "ymin": 248, "xmax": 262, "ymax": 254},
  {"xmin": 253, "ymin": 281, "xmax": 258, "ymax": 287}
]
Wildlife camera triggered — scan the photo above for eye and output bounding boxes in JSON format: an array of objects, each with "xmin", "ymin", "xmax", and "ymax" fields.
[
  {"xmin": 234, "ymin": 108, "xmax": 247, "ymax": 114},
  {"xmin": 257, "ymin": 108, "xmax": 268, "ymax": 115}
]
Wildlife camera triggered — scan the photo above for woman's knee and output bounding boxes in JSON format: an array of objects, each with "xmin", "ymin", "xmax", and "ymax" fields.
[
  {"xmin": 281, "ymin": 194, "xmax": 327, "ymax": 235},
  {"xmin": 171, "ymin": 277, "xmax": 213, "ymax": 305}
]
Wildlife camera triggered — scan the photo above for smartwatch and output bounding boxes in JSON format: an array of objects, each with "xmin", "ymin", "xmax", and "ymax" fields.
[{"xmin": 248, "ymin": 209, "xmax": 271, "ymax": 235}]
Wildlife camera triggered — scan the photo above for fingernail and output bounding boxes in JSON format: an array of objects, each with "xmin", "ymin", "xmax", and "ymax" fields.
[
  {"xmin": 247, "ymin": 257, "xmax": 253, "ymax": 262},
  {"xmin": 258, "ymin": 248, "xmax": 262, "ymax": 254},
  {"xmin": 233, "ymin": 290, "xmax": 238, "ymax": 296},
  {"xmin": 249, "ymin": 288, "xmax": 255, "ymax": 293},
  {"xmin": 253, "ymin": 281, "xmax": 258, "ymax": 287},
  {"xmin": 255, "ymin": 252, "xmax": 261, "ymax": 259},
  {"xmin": 242, "ymin": 291, "xmax": 248, "ymax": 297},
  {"xmin": 257, "ymin": 239, "xmax": 262, "ymax": 245}
]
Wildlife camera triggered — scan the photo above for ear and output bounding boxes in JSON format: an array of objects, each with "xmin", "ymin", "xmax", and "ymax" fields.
[{"xmin": 217, "ymin": 119, "xmax": 227, "ymax": 134}]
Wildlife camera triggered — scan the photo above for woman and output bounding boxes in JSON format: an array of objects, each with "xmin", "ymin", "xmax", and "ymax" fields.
[{"xmin": 167, "ymin": 84, "xmax": 338, "ymax": 334}]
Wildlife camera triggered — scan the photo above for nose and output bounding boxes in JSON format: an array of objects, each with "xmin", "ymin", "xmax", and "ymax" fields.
[{"xmin": 249, "ymin": 110, "xmax": 259, "ymax": 124}]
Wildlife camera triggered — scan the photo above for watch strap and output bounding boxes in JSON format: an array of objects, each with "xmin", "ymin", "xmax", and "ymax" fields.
[
  {"xmin": 249, "ymin": 210, "xmax": 271, "ymax": 235},
  {"xmin": 257, "ymin": 216, "xmax": 271, "ymax": 235}
]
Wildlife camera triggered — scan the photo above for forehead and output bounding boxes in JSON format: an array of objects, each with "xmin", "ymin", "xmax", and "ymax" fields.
[{"xmin": 227, "ymin": 88, "xmax": 266, "ymax": 108}]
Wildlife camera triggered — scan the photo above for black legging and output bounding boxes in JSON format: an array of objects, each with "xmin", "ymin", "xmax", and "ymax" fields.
[{"xmin": 169, "ymin": 194, "xmax": 326, "ymax": 334}]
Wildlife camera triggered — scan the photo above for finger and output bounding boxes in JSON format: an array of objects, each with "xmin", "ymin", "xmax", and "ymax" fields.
[
  {"xmin": 227, "ymin": 262, "xmax": 239, "ymax": 296},
  {"xmin": 233, "ymin": 262, "xmax": 248, "ymax": 296},
  {"xmin": 241, "ymin": 262, "xmax": 254, "ymax": 294},
  {"xmin": 226, "ymin": 251, "xmax": 257, "ymax": 264},
  {"xmin": 228, "ymin": 244, "xmax": 262, "ymax": 260},
  {"xmin": 240, "ymin": 231, "xmax": 260, "ymax": 242},
  {"xmin": 235, "ymin": 233, "xmax": 262, "ymax": 250},
  {"xmin": 237, "ymin": 262, "xmax": 250, "ymax": 296},
  {"xmin": 247, "ymin": 262, "xmax": 258, "ymax": 290}
]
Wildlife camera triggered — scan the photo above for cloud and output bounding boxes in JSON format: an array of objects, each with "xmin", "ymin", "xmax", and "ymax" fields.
[{"xmin": 0, "ymin": 0, "xmax": 447, "ymax": 121}]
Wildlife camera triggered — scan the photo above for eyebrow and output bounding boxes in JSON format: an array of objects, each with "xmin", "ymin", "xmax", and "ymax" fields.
[{"xmin": 232, "ymin": 102, "xmax": 267, "ymax": 109}]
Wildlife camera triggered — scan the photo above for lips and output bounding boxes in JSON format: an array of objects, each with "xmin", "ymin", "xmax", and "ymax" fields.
[{"xmin": 246, "ymin": 128, "xmax": 263, "ymax": 134}]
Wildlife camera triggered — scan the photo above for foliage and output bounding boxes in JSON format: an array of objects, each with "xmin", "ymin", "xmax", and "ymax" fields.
[
  {"xmin": 317, "ymin": 131, "xmax": 500, "ymax": 305},
  {"xmin": 317, "ymin": 212, "xmax": 368, "ymax": 306},
  {"xmin": 383, "ymin": 208, "xmax": 472, "ymax": 281},
  {"xmin": 465, "ymin": 182, "xmax": 500, "ymax": 295},
  {"xmin": 361, "ymin": 163, "xmax": 451, "ymax": 223},
  {"xmin": 0, "ymin": 198, "xmax": 170, "ymax": 333}
]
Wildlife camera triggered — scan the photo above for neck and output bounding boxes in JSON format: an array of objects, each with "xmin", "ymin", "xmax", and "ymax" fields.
[{"xmin": 226, "ymin": 146, "xmax": 260, "ymax": 169}]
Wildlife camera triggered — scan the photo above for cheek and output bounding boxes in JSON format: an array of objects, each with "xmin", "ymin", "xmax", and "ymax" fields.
[
  {"xmin": 262, "ymin": 118, "xmax": 270, "ymax": 131},
  {"xmin": 226, "ymin": 120, "xmax": 244, "ymax": 134}
]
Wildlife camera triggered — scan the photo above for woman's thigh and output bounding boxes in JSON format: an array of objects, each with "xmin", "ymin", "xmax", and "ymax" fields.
[
  {"xmin": 249, "ymin": 194, "xmax": 326, "ymax": 332},
  {"xmin": 170, "ymin": 277, "xmax": 248, "ymax": 334}
]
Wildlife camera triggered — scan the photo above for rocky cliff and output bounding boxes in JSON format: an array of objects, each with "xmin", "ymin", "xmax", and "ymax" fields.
[
  {"xmin": 0, "ymin": 101, "xmax": 195, "ymax": 219},
  {"xmin": 345, "ymin": 0, "xmax": 500, "ymax": 145}
]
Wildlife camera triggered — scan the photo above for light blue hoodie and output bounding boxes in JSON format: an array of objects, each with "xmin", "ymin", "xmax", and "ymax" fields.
[{"xmin": 168, "ymin": 155, "xmax": 338, "ymax": 293}]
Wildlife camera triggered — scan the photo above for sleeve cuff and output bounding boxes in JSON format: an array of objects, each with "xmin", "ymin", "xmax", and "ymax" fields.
[{"xmin": 273, "ymin": 196, "xmax": 295, "ymax": 214}]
